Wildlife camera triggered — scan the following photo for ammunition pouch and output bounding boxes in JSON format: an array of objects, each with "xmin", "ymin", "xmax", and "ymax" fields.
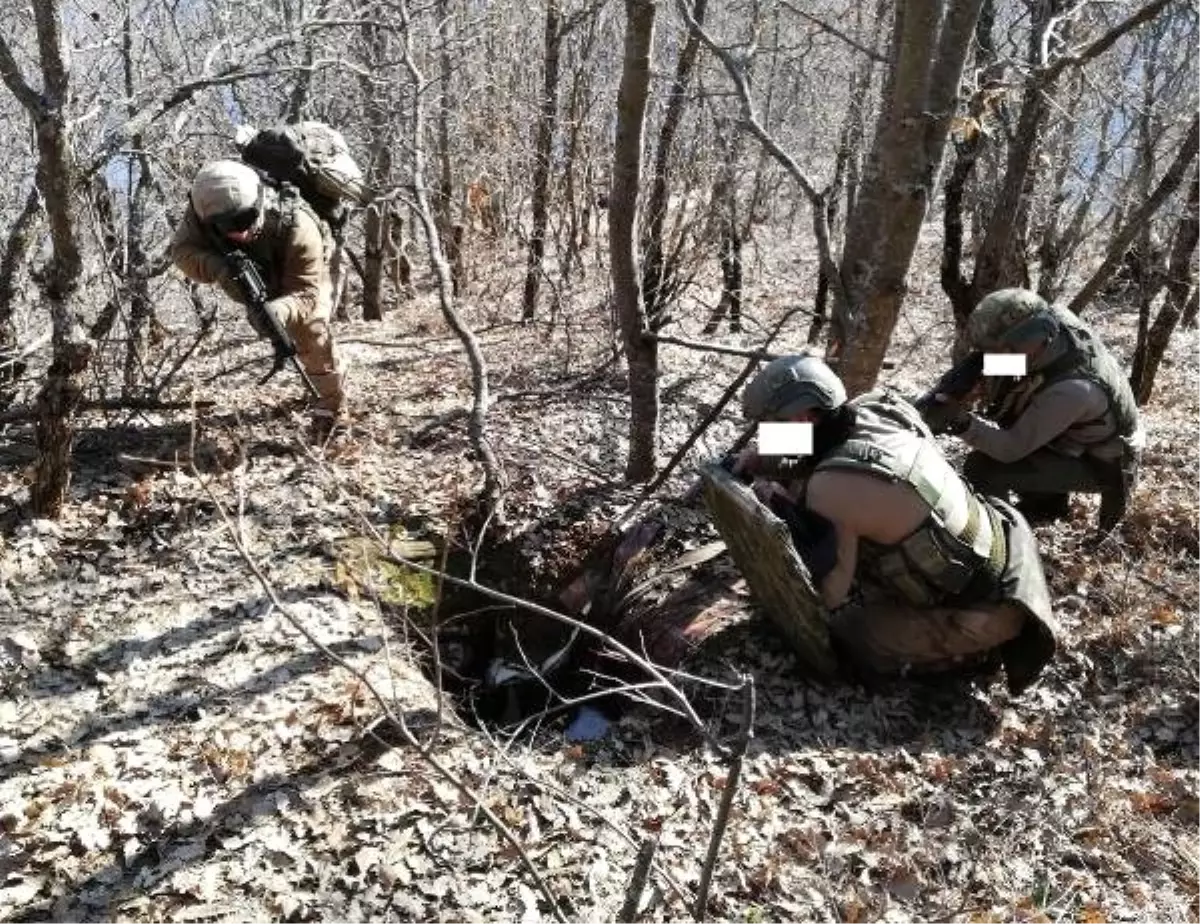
[{"xmin": 867, "ymin": 498, "xmax": 1006, "ymax": 607}]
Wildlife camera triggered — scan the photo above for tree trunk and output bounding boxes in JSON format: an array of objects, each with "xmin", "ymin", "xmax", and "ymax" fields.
[
  {"xmin": 359, "ymin": 22, "xmax": 394, "ymax": 322},
  {"xmin": 811, "ymin": 1, "xmax": 881, "ymax": 342},
  {"xmin": 611, "ymin": 0, "xmax": 659, "ymax": 482},
  {"xmin": 0, "ymin": 2, "xmax": 94, "ymax": 517},
  {"xmin": 122, "ymin": 156, "xmax": 154, "ymax": 395},
  {"xmin": 0, "ymin": 186, "xmax": 41, "ymax": 411},
  {"xmin": 521, "ymin": 0, "xmax": 563, "ymax": 321},
  {"xmin": 363, "ymin": 201, "xmax": 388, "ymax": 321},
  {"xmin": 1131, "ymin": 171, "xmax": 1199, "ymax": 403},
  {"xmin": 640, "ymin": 0, "xmax": 705, "ymax": 325},
  {"xmin": 434, "ymin": 0, "xmax": 457, "ymax": 248},
  {"xmin": 834, "ymin": 0, "xmax": 984, "ymax": 393}
]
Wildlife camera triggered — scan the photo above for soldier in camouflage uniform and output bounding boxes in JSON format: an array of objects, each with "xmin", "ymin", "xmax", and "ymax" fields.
[
  {"xmin": 171, "ymin": 160, "xmax": 348, "ymax": 433},
  {"xmin": 923, "ymin": 289, "xmax": 1143, "ymax": 533},
  {"xmin": 737, "ymin": 355, "xmax": 1057, "ymax": 693}
]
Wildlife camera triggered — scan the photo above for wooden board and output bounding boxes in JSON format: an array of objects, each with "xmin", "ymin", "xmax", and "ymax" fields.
[{"xmin": 699, "ymin": 464, "xmax": 838, "ymax": 679}]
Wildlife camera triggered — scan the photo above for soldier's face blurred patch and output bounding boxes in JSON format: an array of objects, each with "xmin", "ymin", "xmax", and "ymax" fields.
[
  {"xmin": 983, "ymin": 353, "xmax": 1027, "ymax": 377},
  {"xmin": 758, "ymin": 422, "xmax": 813, "ymax": 456}
]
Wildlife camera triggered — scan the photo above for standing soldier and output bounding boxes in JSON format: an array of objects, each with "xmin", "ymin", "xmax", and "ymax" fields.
[
  {"xmin": 736, "ymin": 354, "xmax": 1057, "ymax": 693},
  {"xmin": 171, "ymin": 159, "xmax": 349, "ymax": 437},
  {"xmin": 922, "ymin": 289, "xmax": 1143, "ymax": 533}
]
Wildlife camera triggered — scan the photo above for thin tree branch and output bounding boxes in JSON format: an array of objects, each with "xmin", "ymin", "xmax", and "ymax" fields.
[
  {"xmin": 645, "ymin": 331, "xmax": 781, "ymax": 361},
  {"xmin": 674, "ymin": 0, "xmax": 849, "ymax": 314},
  {"xmin": 620, "ymin": 839, "xmax": 659, "ymax": 922},
  {"xmin": 777, "ymin": 0, "xmax": 888, "ymax": 63},
  {"xmin": 1044, "ymin": 0, "xmax": 1173, "ymax": 82},
  {"xmin": 0, "ymin": 34, "xmax": 41, "ymax": 113},
  {"xmin": 694, "ymin": 675, "xmax": 756, "ymax": 921}
]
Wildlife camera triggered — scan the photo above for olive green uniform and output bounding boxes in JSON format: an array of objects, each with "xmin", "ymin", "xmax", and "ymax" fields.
[
  {"xmin": 961, "ymin": 306, "xmax": 1142, "ymax": 531},
  {"xmin": 799, "ymin": 393, "xmax": 1057, "ymax": 693}
]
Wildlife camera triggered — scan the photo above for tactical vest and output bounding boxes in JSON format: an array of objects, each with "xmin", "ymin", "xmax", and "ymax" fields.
[
  {"xmin": 991, "ymin": 307, "xmax": 1141, "ymax": 461},
  {"xmin": 241, "ymin": 186, "xmax": 332, "ymax": 295},
  {"xmin": 815, "ymin": 392, "xmax": 1008, "ymax": 607}
]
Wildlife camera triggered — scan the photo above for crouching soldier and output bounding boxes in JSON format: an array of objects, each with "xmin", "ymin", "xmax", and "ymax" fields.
[
  {"xmin": 922, "ymin": 289, "xmax": 1143, "ymax": 533},
  {"xmin": 171, "ymin": 160, "xmax": 349, "ymax": 436},
  {"xmin": 736, "ymin": 354, "xmax": 1057, "ymax": 693}
]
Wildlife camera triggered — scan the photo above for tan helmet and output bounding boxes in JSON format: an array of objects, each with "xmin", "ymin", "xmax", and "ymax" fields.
[
  {"xmin": 190, "ymin": 160, "xmax": 262, "ymax": 226},
  {"xmin": 967, "ymin": 288, "xmax": 1059, "ymax": 349},
  {"xmin": 742, "ymin": 354, "xmax": 847, "ymax": 420}
]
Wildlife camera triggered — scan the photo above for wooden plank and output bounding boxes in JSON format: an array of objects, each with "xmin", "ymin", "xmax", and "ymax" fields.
[{"xmin": 699, "ymin": 463, "xmax": 838, "ymax": 679}]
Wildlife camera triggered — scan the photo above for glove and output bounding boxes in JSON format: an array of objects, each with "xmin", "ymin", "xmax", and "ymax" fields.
[{"xmin": 920, "ymin": 393, "xmax": 971, "ymax": 436}]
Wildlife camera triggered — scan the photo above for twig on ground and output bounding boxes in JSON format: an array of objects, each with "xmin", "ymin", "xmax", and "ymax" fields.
[
  {"xmin": 694, "ymin": 674, "xmax": 756, "ymax": 921},
  {"xmin": 620, "ymin": 838, "xmax": 660, "ymax": 922}
]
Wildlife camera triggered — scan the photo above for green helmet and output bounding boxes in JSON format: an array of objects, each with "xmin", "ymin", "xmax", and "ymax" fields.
[
  {"xmin": 742, "ymin": 354, "xmax": 847, "ymax": 420},
  {"xmin": 967, "ymin": 288, "xmax": 1060, "ymax": 349}
]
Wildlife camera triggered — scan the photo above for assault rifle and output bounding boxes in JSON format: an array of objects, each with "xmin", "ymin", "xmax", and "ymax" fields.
[
  {"xmin": 202, "ymin": 226, "xmax": 320, "ymax": 399},
  {"xmin": 913, "ymin": 349, "xmax": 984, "ymax": 415}
]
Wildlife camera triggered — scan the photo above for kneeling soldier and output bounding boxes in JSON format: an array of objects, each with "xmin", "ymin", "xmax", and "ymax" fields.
[
  {"xmin": 737, "ymin": 354, "xmax": 1057, "ymax": 693},
  {"xmin": 922, "ymin": 288, "xmax": 1142, "ymax": 533}
]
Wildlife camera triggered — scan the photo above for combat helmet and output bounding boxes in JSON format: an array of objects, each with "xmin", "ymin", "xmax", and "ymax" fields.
[
  {"xmin": 742, "ymin": 354, "xmax": 847, "ymax": 420},
  {"xmin": 190, "ymin": 160, "xmax": 264, "ymax": 234},
  {"xmin": 967, "ymin": 288, "xmax": 1060, "ymax": 350}
]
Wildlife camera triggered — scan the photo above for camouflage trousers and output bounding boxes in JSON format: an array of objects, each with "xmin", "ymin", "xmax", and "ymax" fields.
[
  {"xmin": 962, "ymin": 448, "xmax": 1132, "ymax": 532},
  {"xmin": 254, "ymin": 293, "xmax": 346, "ymax": 417}
]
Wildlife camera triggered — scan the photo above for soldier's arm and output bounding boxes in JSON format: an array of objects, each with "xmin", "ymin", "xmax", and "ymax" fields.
[
  {"xmin": 803, "ymin": 474, "xmax": 859, "ymax": 608},
  {"xmin": 960, "ymin": 379, "xmax": 1109, "ymax": 462},
  {"xmin": 170, "ymin": 209, "xmax": 246, "ymax": 305},
  {"xmin": 266, "ymin": 211, "xmax": 324, "ymax": 325},
  {"xmin": 171, "ymin": 209, "xmax": 226, "ymax": 285}
]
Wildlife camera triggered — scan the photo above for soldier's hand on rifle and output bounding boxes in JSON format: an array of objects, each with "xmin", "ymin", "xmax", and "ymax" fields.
[{"xmin": 921, "ymin": 393, "xmax": 971, "ymax": 436}]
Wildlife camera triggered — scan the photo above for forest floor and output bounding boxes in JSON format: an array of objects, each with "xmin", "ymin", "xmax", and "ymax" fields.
[{"xmin": 1, "ymin": 229, "xmax": 1197, "ymax": 923}]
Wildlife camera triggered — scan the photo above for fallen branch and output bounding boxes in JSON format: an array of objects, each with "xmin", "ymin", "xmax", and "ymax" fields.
[
  {"xmin": 645, "ymin": 331, "xmax": 781, "ymax": 361},
  {"xmin": 694, "ymin": 674, "xmax": 756, "ymax": 921},
  {"xmin": 620, "ymin": 838, "xmax": 659, "ymax": 922},
  {"xmin": 0, "ymin": 396, "xmax": 216, "ymax": 425}
]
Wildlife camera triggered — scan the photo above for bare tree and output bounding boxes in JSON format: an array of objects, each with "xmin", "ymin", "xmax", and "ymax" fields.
[
  {"xmin": 395, "ymin": 0, "xmax": 506, "ymax": 515},
  {"xmin": 611, "ymin": 0, "xmax": 659, "ymax": 481},
  {"xmin": 521, "ymin": 0, "xmax": 564, "ymax": 322},
  {"xmin": 1130, "ymin": 170, "xmax": 1198, "ymax": 403},
  {"xmin": 1066, "ymin": 115, "xmax": 1198, "ymax": 315},
  {"xmin": 832, "ymin": 0, "xmax": 985, "ymax": 392},
  {"xmin": 0, "ymin": 2, "xmax": 94, "ymax": 517},
  {"xmin": 964, "ymin": 0, "xmax": 1174, "ymax": 308},
  {"xmin": 639, "ymin": 0, "xmax": 707, "ymax": 328}
]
